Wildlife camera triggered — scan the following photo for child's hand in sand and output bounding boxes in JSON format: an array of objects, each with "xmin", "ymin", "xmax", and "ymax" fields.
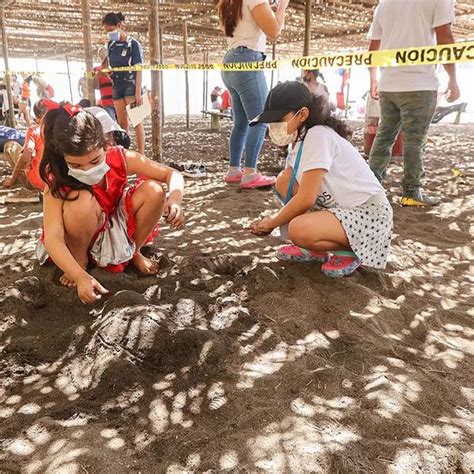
[
  {"xmin": 163, "ymin": 200, "xmax": 185, "ymax": 229},
  {"xmin": 76, "ymin": 274, "xmax": 109, "ymax": 304},
  {"xmin": 250, "ymin": 217, "xmax": 275, "ymax": 236}
]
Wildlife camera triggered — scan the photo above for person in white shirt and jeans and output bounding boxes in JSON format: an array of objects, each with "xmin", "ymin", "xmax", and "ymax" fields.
[
  {"xmin": 368, "ymin": 0, "xmax": 460, "ymax": 207},
  {"xmin": 216, "ymin": 0, "xmax": 289, "ymax": 189}
]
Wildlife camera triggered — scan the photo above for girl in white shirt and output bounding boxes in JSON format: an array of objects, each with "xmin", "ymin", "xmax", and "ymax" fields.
[{"xmin": 249, "ymin": 81, "xmax": 393, "ymax": 277}]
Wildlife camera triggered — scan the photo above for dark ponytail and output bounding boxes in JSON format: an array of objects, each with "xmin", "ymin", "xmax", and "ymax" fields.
[
  {"xmin": 216, "ymin": 0, "xmax": 243, "ymax": 37},
  {"xmin": 102, "ymin": 12, "xmax": 125, "ymax": 26},
  {"xmin": 40, "ymin": 105, "xmax": 106, "ymax": 200},
  {"xmin": 33, "ymin": 100, "xmax": 48, "ymax": 120},
  {"xmin": 298, "ymin": 92, "xmax": 352, "ymax": 141}
]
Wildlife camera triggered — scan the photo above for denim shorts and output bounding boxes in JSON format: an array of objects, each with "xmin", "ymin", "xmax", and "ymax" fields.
[{"xmin": 113, "ymin": 81, "xmax": 136, "ymax": 100}]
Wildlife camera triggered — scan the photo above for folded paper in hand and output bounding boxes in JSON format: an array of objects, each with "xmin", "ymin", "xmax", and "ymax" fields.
[{"xmin": 126, "ymin": 95, "xmax": 151, "ymax": 127}]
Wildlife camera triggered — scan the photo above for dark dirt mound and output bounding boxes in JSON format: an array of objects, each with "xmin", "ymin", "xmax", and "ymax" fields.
[{"xmin": 0, "ymin": 117, "xmax": 472, "ymax": 473}]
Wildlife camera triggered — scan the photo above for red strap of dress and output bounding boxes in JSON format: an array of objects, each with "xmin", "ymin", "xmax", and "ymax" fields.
[
  {"xmin": 40, "ymin": 99, "xmax": 60, "ymax": 111},
  {"xmin": 62, "ymin": 103, "xmax": 82, "ymax": 116}
]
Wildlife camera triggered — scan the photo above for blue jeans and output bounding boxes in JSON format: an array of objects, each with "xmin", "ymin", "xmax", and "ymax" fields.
[
  {"xmin": 103, "ymin": 105, "xmax": 117, "ymax": 121},
  {"xmin": 221, "ymin": 48, "xmax": 268, "ymax": 169}
]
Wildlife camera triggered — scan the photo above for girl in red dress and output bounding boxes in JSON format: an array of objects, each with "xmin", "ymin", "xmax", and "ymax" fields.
[{"xmin": 38, "ymin": 103, "xmax": 185, "ymax": 304}]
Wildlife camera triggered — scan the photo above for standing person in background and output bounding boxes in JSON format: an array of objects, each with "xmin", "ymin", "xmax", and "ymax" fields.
[
  {"xmin": 220, "ymin": 89, "xmax": 232, "ymax": 113},
  {"xmin": 11, "ymin": 75, "xmax": 21, "ymax": 112},
  {"xmin": 102, "ymin": 12, "xmax": 145, "ymax": 155},
  {"xmin": 94, "ymin": 46, "xmax": 116, "ymax": 120},
  {"xmin": 19, "ymin": 76, "xmax": 33, "ymax": 126},
  {"xmin": 78, "ymin": 75, "xmax": 87, "ymax": 101},
  {"xmin": 210, "ymin": 86, "xmax": 222, "ymax": 109},
  {"xmin": 368, "ymin": 0, "xmax": 460, "ymax": 207},
  {"xmin": 302, "ymin": 69, "xmax": 330, "ymax": 101},
  {"xmin": 217, "ymin": 0, "xmax": 290, "ymax": 189}
]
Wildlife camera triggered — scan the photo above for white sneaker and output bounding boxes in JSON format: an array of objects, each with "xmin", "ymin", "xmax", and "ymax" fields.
[{"xmin": 182, "ymin": 163, "xmax": 207, "ymax": 178}]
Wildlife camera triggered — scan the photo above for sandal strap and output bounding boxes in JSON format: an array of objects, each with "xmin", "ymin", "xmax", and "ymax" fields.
[{"xmin": 331, "ymin": 250, "xmax": 357, "ymax": 258}]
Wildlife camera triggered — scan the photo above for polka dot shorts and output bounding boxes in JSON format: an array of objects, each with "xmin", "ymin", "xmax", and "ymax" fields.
[{"xmin": 328, "ymin": 202, "xmax": 393, "ymax": 270}]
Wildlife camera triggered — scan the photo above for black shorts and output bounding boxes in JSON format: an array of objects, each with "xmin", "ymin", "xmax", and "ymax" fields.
[{"xmin": 113, "ymin": 81, "xmax": 136, "ymax": 100}]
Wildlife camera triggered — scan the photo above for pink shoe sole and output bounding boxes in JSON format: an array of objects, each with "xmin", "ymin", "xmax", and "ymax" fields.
[
  {"xmin": 321, "ymin": 254, "xmax": 361, "ymax": 277},
  {"xmin": 240, "ymin": 175, "xmax": 276, "ymax": 189},
  {"xmin": 224, "ymin": 174, "xmax": 243, "ymax": 184},
  {"xmin": 276, "ymin": 245, "xmax": 329, "ymax": 263}
]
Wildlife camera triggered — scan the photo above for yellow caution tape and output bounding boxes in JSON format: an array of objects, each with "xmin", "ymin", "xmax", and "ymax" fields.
[
  {"xmin": 1, "ymin": 42, "xmax": 472, "ymax": 79},
  {"xmin": 0, "ymin": 71, "xmax": 43, "ymax": 77},
  {"xmin": 84, "ymin": 41, "xmax": 474, "ymax": 77}
]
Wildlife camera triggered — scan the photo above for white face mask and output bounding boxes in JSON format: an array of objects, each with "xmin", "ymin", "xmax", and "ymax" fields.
[
  {"xmin": 268, "ymin": 111, "xmax": 301, "ymax": 147},
  {"xmin": 67, "ymin": 158, "xmax": 110, "ymax": 186}
]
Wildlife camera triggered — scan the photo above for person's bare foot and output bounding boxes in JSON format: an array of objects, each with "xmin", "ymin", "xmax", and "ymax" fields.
[
  {"xmin": 132, "ymin": 252, "xmax": 159, "ymax": 275},
  {"xmin": 60, "ymin": 257, "xmax": 88, "ymax": 287},
  {"xmin": 60, "ymin": 274, "xmax": 76, "ymax": 287}
]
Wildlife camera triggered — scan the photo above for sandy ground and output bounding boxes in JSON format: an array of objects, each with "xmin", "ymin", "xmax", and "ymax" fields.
[{"xmin": 0, "ymin": 116, "xmax": 473, "ymax": 473}]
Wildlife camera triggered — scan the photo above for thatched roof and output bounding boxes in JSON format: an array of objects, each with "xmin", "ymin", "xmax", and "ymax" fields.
[{"xmin": 1, "ymin": 0, "xmax": 474, "ymax": 64}]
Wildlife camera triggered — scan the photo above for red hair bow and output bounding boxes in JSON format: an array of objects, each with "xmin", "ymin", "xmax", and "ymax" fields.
[
  {"xmin": 40, "ymin": 99, "xmax": 60, "ymax": 111},
  {"xmin": 62, "ymin": 102, "xmax": 82, "ymax": 117}
]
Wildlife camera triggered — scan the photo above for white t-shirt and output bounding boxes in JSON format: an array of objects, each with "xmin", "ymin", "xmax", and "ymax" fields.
[
  {"xmin": 308, "ymin": 82, "xmax": 330, "ymax": 101},
  {"xmin": 227, "ymin": 0, "xmax": 268, "ymax": 53},
  {"xmin": 367, "ymin": 0, "xmax": 455, "ymax": 92},
  {"xmin": 287, "ymin": 126, "xmax": 385, "ymax": 209}
]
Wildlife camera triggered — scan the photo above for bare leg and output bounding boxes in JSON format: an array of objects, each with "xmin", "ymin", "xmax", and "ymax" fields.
[
  {"xmin": 130, "ymin": 180, "xmax": 165, "ymax": 274},
  {"xmin": 19, "ymin": 102, "xmax": 32, "ymax": 127},
  {"xmin": 134, "ymin": 123, "xmax": 145, "ymax": 155},
  {"xmin": 288, "ymin": 211, "xmax": 351, "ymax": 252},
  {"xmin": 61, "ymin": 190, "xmax": 102, "ymax": 287},
  {"xmin": 114, "ymin": 98, "xmax": 129, "ymax": 133}
]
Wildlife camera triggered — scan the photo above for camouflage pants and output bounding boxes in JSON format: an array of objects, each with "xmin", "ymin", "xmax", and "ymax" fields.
[{"xmin": 369, "ymin": 91, "xmax": 437, "ymax": 197}]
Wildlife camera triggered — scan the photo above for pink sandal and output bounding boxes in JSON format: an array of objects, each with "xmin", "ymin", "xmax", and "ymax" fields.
[
  {"xmin": 321, "ymin": 251, "xmax": 361, "ymax": 277},
  {"xmin": 276, "ymin": 245, "xmax": 329, "ymax": 263},
  {"xmin": 240, "ymin": 174, "xmax": 276, "ymax": 189}
]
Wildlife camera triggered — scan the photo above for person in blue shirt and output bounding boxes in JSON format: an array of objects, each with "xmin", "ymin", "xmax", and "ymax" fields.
[
  {"xmin": 0, "ymin": 125, "xmax": 25, "ymax": 151},
  {"xmin": 102, "ymin": 12, "xmax": 145, "ymax": 154}
]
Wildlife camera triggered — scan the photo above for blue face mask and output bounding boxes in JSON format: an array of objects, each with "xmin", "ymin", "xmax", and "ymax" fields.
[{"xmin": 108, "ymin": 30, "xmax": 120, "ymax": 42}]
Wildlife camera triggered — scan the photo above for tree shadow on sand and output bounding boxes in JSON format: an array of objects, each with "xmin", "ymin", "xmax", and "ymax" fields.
[{"xmin": 0, "ymin": 119, "xmax": 473, "ymax": 473}]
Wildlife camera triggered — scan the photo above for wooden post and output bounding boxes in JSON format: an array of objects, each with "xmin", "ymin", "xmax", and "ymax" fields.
[
  {"xmin": 150, "ymin": 0, "xmax": 162, "ymax": 161},
  {"xmin": 270, "ymin": 42, "xmax": 276, "ymax": 89},
  {"xmin": 304, "ymin": 0, "xmax": 312, "ymax": 56},
  {"xmin": 65, "ymin": 54, "xmax": 74, "ymax": 103},
  {"xmin": 344, "ymin": 68, "xmax": 351, "ymax": 119},
  {"xmin": 159, "ymin": 24, "xmax": 165, "ymax": 128},
  {"xmin": 1, "ymin": 7, "xmax": 15, "ymax": 128},
  {"xmin": 202, "ymin": 51, "xmax": 206, "ymax": 117},
  {"xmin": 204, "ymin": 51, "xmax": 209, "ymax": 112},
  {"xmin": 182, "ymin": 21, "xmax": 190, "ymax": 129},
  {"xmin": 81, "ymin": 0, "xmax": 95, "ymax": 105}
]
